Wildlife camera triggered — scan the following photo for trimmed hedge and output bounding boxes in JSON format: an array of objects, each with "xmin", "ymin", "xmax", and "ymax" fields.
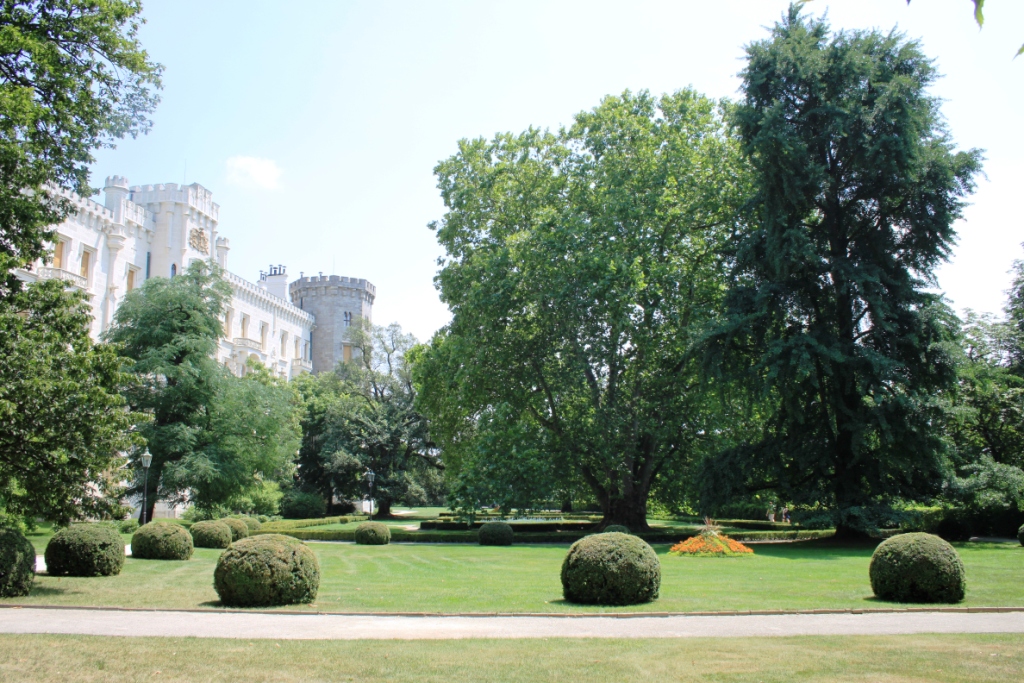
[
  {"xmin": 190, "ymin": 520, "xmax": 233, "ymax": 549},
  {"xmin": 131, "ymin": 522, "xmax": 194, "ymax": 560},
  {"xmin": 0, "ymin": 526, "xmax": 35, "ymax": 596},
  {"xmin": 118, "ymin": 519, "xmax": 140, "ymax": 534},
  {"xmin": 869, "ymin": 533, "xmax": 966, "ymax": 603},
  {"xmin": 478, "ymin": 522, "xmax": 514, "ymax": 546},
  {"xmin": 561, "ymin": 532, "xmax": 661, "ymax": 605},
  {"xmin": 258, "ymin": 516, "xmax": 365, "ymax": 532},
  {"xmin": 45, "ymin": 524, "xmax": 125, "ymax": 577},
  {"xmin": 235, "ymin": 516, "xmax": 261, "ymax": 533},
  {"xmin": 604, "ymin": 525, "xmax": 630, "ymax": 534},
  {"xmin": 221, "ymin": 518, "xmax": 250, "ymax": 542},
  {"xmin": 257, "ymin": 528, "xmax": 834, "ymax": 544},
  {"xmin": 355, "ymin": 522, "xmax": 391, "ymax": 545},
  {"xmin": 214, "ymin": 534, "xmax": 320, "ymax": 607}
]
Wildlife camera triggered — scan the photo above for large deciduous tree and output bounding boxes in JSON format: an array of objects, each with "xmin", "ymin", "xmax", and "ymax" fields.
[
  {"xmin": 701, "ymin": 7, "xmax": 982, "ymax": 534},
  {"xmin": 105, "ymin": 262, "xmax": 299, "ymax": 521},
  {"xmin": 418, "ymin": 90, "xmax": 749, "ymax": 529},
  {"xmin": 295, "ymin": 322, "xmax": 438, "ymax": 517}
]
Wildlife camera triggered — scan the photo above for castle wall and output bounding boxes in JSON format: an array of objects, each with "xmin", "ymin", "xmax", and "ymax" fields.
[{"xmin": 290, "ymin": 275, "xmax": 376, "ymax": 373}]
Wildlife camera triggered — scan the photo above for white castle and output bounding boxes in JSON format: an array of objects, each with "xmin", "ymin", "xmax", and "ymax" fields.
[{"xmin": 16, "ymin": 176, "xmax": 374, "ymax": 378}]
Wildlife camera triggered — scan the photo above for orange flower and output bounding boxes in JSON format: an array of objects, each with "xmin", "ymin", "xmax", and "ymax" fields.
[{"xmin": 669, "ymin": 533, "xmax": 753, "ymax": 556}]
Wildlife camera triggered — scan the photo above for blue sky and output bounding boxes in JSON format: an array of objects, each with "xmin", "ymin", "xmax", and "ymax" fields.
[{"xmin": 91, "ymin": 0, "xmax": 1024, "ymax": 342}]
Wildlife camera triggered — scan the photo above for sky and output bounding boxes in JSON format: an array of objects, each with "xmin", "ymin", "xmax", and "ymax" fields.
[{"xmin": 90, "ymin": 0, "xmax": 1024, "ymax": 343}]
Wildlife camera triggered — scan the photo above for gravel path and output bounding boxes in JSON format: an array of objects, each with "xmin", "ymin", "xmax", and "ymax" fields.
[{"xmin": 1, "ymin": 607, "xmax": 1022, "ymax": 640}]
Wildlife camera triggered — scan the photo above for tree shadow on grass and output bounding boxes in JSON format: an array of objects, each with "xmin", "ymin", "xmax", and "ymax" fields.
[{"xmin": 27, "ymin": 585, "xmax": 71, "ymax": 597}]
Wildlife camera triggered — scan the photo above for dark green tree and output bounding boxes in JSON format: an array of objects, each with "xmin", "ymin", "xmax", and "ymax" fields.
[
  {"xmin": 0, "ymin": 0, "xmax": 160, "ymax": 293},
  {"xmin": 295, "ymin": 322, "xmax": 439, "ymax": 517},
  {"xmin": 701, "ymin": 7, "xmax": 982, "ymax": 534},
  {"xmin": 419, "ymin": 89, "xmax": 749, "ymax": 528},
  {"xmin": 105, "ymin": 262, "xmax": 299, "ymax": 521}
]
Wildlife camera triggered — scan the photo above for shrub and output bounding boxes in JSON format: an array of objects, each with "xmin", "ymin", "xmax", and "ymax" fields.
[
  {"xmin": 221, "ymin": 518, "xmax": 250, "ymax": 542},
  {"xmin": 280, "ymin": 490, "xmax": 327, "ymax": 519},
  {"xmin": 869, "ymin": 533, "xmax": 966, "ymax": 603},
  {"xmin": 604, "ymin": 525, "xmax": 630, "ymax": 534},
  {"xmin": 190, "ymin": 520, "xmax": 233, "ymax": 549},
  {"xmin": 1018, "ymin": 523, "xmax": 1024, "ymax": 546},
  {"xmin": 561, "ymin": 532, "xmax": 660, "ymax": 605},
  {"xmin": 0, "ymin": 526, "xmax": 35, "ymax": 596},
  {"xmin": 118, "ymin": 519, "xmax": 139, "ymax": 534},
  {"xmin": 45, "ymin": 524, "xmax": 125, "ymax": 577},
  {"xmin": 478, "ymin": 522, "xmax": 514, "ymax": 546},
  {"xmin": 214, "ymin": 534, "xmax": 320, "ymax": 607},
  {"xmin": 354, "ymin": 522, "xmax": 391, "ymax": 545},
  {"xmin": 236, "ymin": 516, "xmax": 261, "ymax": 533},
  {"xmin": 131, "ymin": 523, "xmax": 194, "ymax": 560}
]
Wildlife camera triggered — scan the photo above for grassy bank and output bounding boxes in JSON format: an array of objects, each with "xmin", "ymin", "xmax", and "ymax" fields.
[
  {"xmin": 5, "ymin": 540, "xmax": 1021, "ymax": 613},
  {"xmin": 0, "ymin": 634, "xmax": 1020, "ymax": 682}
]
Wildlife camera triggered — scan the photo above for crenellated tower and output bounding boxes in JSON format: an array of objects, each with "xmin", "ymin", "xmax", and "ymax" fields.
[{"xmin": 289, "ymin": 274, "xmax": 376, "ymax": 373}]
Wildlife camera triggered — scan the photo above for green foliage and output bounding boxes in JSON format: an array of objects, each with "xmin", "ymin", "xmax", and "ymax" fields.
[
  {"xmin": 130, "ymin": 522, "xmax": 193, "ymax": 561},
  {"xmin": 869, "ymin": 533, "xmax": 966, "ymax": 603},
  {"xmin": 279, "ymin": 489, "xmax": 327, "ymax": 519},
  {"xmin": 603, "ymin": 525, "xmax": 630, "ymax": 534},
  {"xmin": 560, "ymin": 533, "xmax": 661, "ymax": 605},
  {"xmin": 419, "ymin": 88, "xmax": 750, "ymax": 528},
  {"xmin": 354, "ymin": 521, "xmax": 391, "ymax": 545},
  {"xmin": 189, "ymin": 520, "xmax": 232, "ymax": 549},
  {"xmin": 44, "ymin": 524, "xmax": 124, "ymax": 577},
  {"xmin": 0, "ymin": 280, "xmax": 138, "ymax": 523},
  {"xmin": 233, "ymin": 516, "xmax": 261, "ymax": 533},
  {"xmin": 0, "ymin": 526, "xmax": 35, "ymax": 597},
  {"xmin": 213, "ymin": 534, "xmax": 320, "ymax": 607},
  {"xmin": 477, "ymin": 522, "xmax": 514, "ymax": 546},
  {"xmin": 0, "ymin": 0, "xmax": 160, "ymax": 294},
  {"xmin": 118, "ymin": 519, "xmax": 139, "ymax": 535},
  {"xmin": 295, "ymin": 322, "xmax": 439, "ymax": 518},
  {"xmin": 220, "ymin": 518, "xmax": 249, "ymax": 542},
  {"xmin": 105, "ymin": 262, "xmax": 300, "ymax": 521},
  {"xmin": 701, "ymin": 8, "xmax": 982, "ymax": 531}
]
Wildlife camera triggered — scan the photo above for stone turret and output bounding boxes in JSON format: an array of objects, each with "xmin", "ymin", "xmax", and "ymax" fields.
[{"xmin": 289, "ymin": 274, "xmax": 375, "ymax": 373}]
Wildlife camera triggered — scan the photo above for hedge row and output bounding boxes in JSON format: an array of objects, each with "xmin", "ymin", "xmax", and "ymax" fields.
[
  {"xmin": 258, "ymin": 516, "xmax": 367, "ymax": 532},
  {"xmin": 420, "ymin": 520, "xmax": 596, "ymax": 532},
  {"xmin": 259, "ymin": 528, "xmax": 834, "ymax": 544}
]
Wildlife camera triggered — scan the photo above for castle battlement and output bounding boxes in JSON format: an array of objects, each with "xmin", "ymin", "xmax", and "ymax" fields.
[
  {"xmin": 290, "ymin": 275, "xmax": 376, "ymax": 298},
  {"xmin": 129, "ymin": 181, "xmax": 219, "ymax": 221}
]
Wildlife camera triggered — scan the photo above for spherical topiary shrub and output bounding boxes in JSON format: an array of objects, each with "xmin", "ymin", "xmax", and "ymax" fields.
[
  {"xmin": 221, "ymin": 518, "xmax": 250, "ymax": 542},
  {"xmin": 238, "ymin": 516, "xmax": 261, "ymax": 533},
  {"xmin": 354, "ymin": 521, "xmax": 391, "ymax": 545},
  {"xmin": 190, "ymin": 520, "xmax": 233, "ymax": 549},
  {"xmin": 131, "ymin": 522, "xmax": 194, "ymax": 560},
  {"xmin": 561, "ymin": 532, "xmax": 660, "ymax": 605},
  {"xmin": 1017, "ymin": 523, "xmax": 1024, "ymax": 547},
  {"xmin": 214, "ymin": 534, "xmax": 320, "ymax": 607},
  {"xmin": 604, "ymin": 525, "xmax": 630, "ymax": 534},
  {"xmin": 869, "ymin": 532, "xmax": 966, "ymax": 603},
  {"xmin": 0, "ymin": 526, "xmax": 36, "ymax": 597},
  {"xmin": 478, "ymin": 522, "xmax": 514, "ymax": 546},
  {"xmin": 45, "ymin": 524, "xmax": 125, "ymax": 577},
  {"xmin": 118, "ymin": 519, "xmax": 140, "ymax": 535}
]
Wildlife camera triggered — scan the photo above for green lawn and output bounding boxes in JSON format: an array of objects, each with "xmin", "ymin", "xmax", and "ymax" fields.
[
  {"xmin": 6, "ymin": 539, "xmax": 1022, "ymax": 613},
  {"xmin": 24, "ymin": 523, "xmax": 135, "ymax": 555},
  {"xmin": 0, "ymin": 634, "xmax": 1020, "ymax": 682}
]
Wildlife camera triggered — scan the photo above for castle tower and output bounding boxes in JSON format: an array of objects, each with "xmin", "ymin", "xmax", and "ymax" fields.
[{"xmin": 289, "ymin": 274, "xmax": 376, "ymax": 373}]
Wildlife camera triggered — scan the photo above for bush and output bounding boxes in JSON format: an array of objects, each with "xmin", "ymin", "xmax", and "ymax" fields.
[
  {"xmin": 1018, "ymin": 523, "xmax": 1024, "ymax": 546},
  {"xmin": 869, "ymin": 533, "xmax": 966, "ymax": 603},
  {"xmin": 280, "ymin": 490, "xmax": 327, "ymax": 519},
  {"xmin": 354, "ymin": 521, "xmax": 391, "ymax": 545},
  {"xmin": 0, "ymin": 526, "xmax": 35, "ymax": 596},
  {"xmin": 221, "ymin": 518, "xmax": 250, "ymax": 542},
  {"xmin": 478, "ymin": 522, "xmax": 514, "ymax": 546},
  {"xmin": 131, "ymin": 523, "xmax": 194, "ymax": 560},
  {"xmin": 235, "ymin": 516, "xmax": 261, "ymax": 533},
  {"xmin": 561, "ymin": 532, "xmax": 660, "ymax": 605},
  {"xmin": 214, "ymin": 534, "xmax": 320, "ymax": 607},
  {"xmin": 604, "ymin": 525, "xmax": 630, "ymax": 534},
  {"xmin": 190, "ymin": 520, "xmax": 233, "ymax": 549},
  {"xmin": 45, "ymin": 524, "xmax": 125, "ymax": 577},
  {"xmin": 118, "ymin": 519, "xmax": 139, "ymax": 534}
]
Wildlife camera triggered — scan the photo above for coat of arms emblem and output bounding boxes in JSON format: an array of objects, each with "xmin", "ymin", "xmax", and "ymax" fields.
[{"xmin": 188, "ymin": 227, "xmax": 210, "ymax": 254}]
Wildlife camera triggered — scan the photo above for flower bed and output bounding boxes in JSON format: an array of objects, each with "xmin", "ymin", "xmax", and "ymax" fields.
[{"xmin": 669, "ymin": 534, "xmax": 753, "ymax": 556}]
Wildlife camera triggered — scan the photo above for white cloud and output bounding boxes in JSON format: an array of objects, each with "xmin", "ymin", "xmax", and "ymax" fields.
[{"xmin": 225, "ymin": 156, "xmax": 282, "ymax": 190}]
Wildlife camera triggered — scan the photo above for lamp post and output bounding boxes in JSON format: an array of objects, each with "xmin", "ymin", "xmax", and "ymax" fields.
[
  {"xmin": 140, "ymin": 449, "xmax": 153, "ymax": 526},
  {"xmin": 366, "ymin": 469, "xmax": 375, "ymax": 520}
]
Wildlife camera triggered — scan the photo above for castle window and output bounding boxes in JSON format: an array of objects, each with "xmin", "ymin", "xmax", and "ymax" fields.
[
  {"xmin": 344, "ymin": 311, "xmax": 352, "ymax": 327},
  {"xmin": 280, "ymin": 331, "xmax": 288, "ymax": 356},
  {"xmin": 126, "ymin": 267, "xmax": 138, "ymax": 292},
  {"xmin": 80, "ymin": 248, "xmax": 94, "ymax": 284},
  {"xmin": 294, "ymin": 338, "xmax": 300, "ymax": 359},
  {"xmin": 53, "ymin": 238, "xmax": 67, "ymax": 269},
  {"xmin": 241, "ymin": 314, "xmax": 249, "ymax": 339},
  {"xmin": 260, "ymin": 323, "xmax": 268, "ymax": 351},
  {"xmin": 170, "ymin": 263, "xmax": 177, "ymax": 277},
  {"xmin": 224, "ymin": 309, "xmax": 233, "ymax": 338}
]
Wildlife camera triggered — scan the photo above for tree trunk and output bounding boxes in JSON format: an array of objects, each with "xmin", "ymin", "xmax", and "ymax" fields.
[
  {"xmin": 600, "ymin": 493, "xmax": 651, "ymax": 531},
  {"xmin": 375, "ymin": 499, "xmax": 392, "ymax": 518}
]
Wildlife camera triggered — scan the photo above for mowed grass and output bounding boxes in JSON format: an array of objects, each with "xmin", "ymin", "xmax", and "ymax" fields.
[
  {"xmin": 5, "ymin": 540, "xmax": 1022, "ymax": 613},
  {"xmin": 0, "ymin": 634, "xmax": 1021, "ymax": 682}
]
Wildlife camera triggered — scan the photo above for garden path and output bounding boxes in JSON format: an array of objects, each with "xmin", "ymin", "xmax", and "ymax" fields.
[{"xmin": 1, "ymin": 607, "xmax": 1022, "ymax": 640}]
